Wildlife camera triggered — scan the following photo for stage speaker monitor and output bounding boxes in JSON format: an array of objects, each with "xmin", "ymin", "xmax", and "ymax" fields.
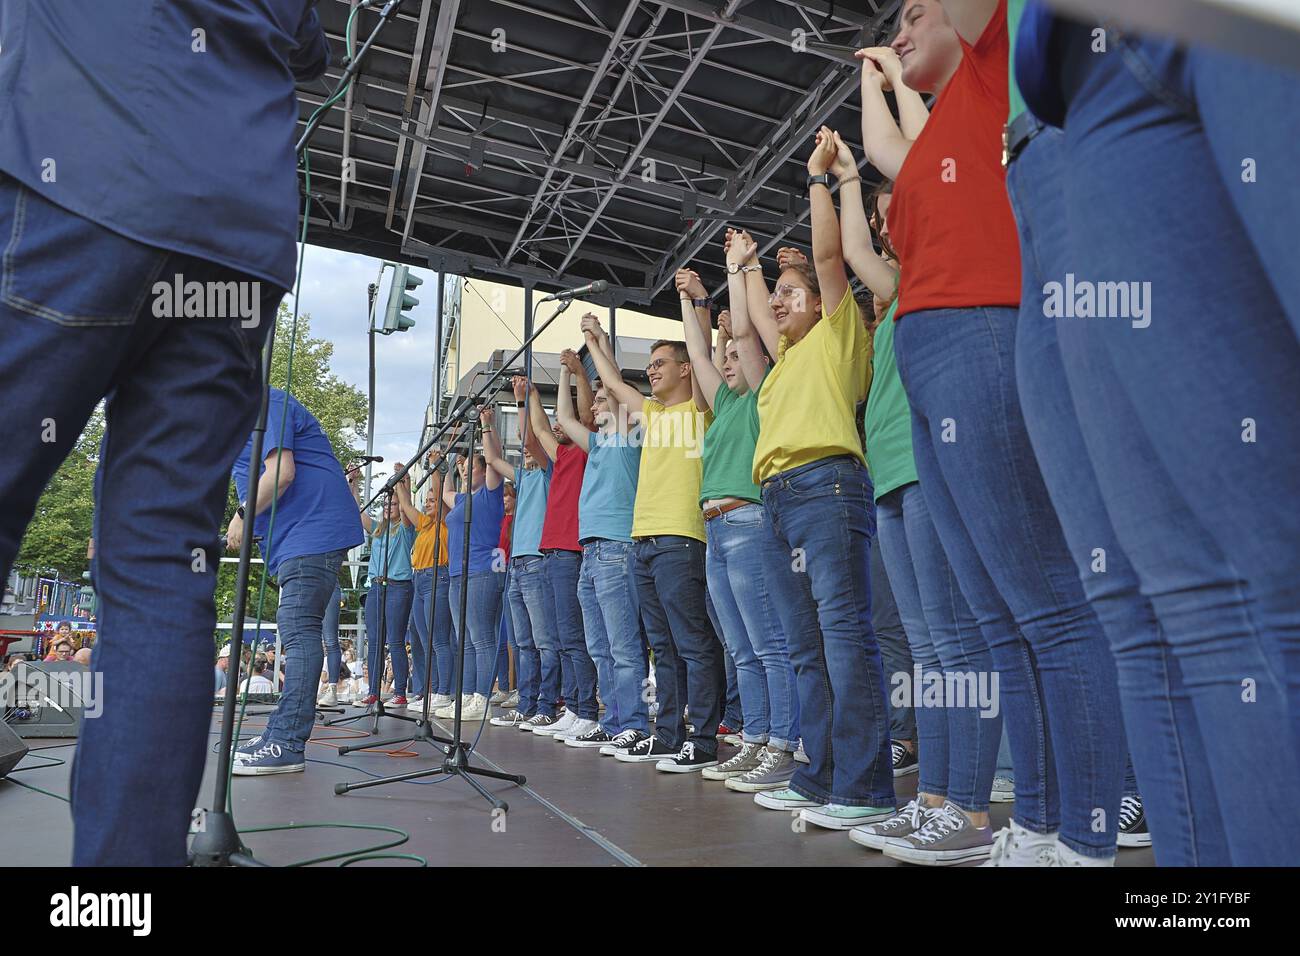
[
  {"xmin": 0, "ymin": 719, "xmax": 29, "ymax": 779},
  {"xmin": 7, "ymin": 661, "xmax": 88, "ymax": 739}
]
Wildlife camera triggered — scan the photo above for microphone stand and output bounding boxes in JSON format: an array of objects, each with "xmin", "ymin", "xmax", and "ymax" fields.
[
  {"xmin": 190, "ymin": 0, "xmax": 407, "ymax": 867},
  {"xmin": 332, "ymin": 296, "xmax": 577, "ymax": 810}
]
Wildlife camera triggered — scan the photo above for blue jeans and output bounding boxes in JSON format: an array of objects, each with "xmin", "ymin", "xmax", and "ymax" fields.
[
  {"xmin": 544, "ymin": 550, "xmax": 598, "ymax": 720},
  {"xmin": 1041, "ymin": 32, "xmax": 1300, "ymax": 862},
  {"xmin": 448, "ymin": 570, "xmax": 505, "ymax": 698},
  {"xmin": 705, "ymin": 503, "xmax": 800, "ymax": 751},
  {"xmin": 268, "ymin": 550, "xmax": 346, "ymax": 750},
  {"xmin": 495, "ymin": 569, "xmax": 516, "ymax": 692},
  {"xmin": 578, "ymin": 540, "xmax": 650, "ymax": 735},
  {"xmin": 877, "ymin": 482, "xmax": 996, "ymax": 810},
  {"xmin": 509, "ymin": 555, "xmax": 559, "ymax": 716},
  {"xmin": 365, "ymin": 579, "xmax": 413, "ymax": 696},
  {"xmin": 410, "ymin": 567, "xmax": 453, "ymax": 697},
  {"xmin": 871, "ymin": 539, "xmax": 915, "ymax": 745},
  {"xmin": 894, "ymin": 308, "xmax": 1126, "ymax": 857},
  {"xmin": 719, "ymin": 631, "xmax": 743, "ymax": 732},
  {"xmin": 762, "ymin": 457, "xmax": 894, "ymax": 807},
  {"xmin": 0, "ymin": 174, "xmax": 279, "ymax": 865},
  {"xmin": 322, "ymin": 583, "xmax": 342, "ymax": 684},
  {"xmin": 634, "ymin": 536, "xmax": 725, "ymax": 755}
]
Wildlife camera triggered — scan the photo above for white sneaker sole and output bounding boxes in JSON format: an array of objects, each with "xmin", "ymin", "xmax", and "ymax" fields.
[
  {"xmin": 725, "ymin": 776, "xmax": 795, "ymax": 793},
  {"xmin": 989, "ymin": 790, "xmax": 1016, "ymax": 803},
  {"xmin": 1118, "ymin": 832, "xmax": 1152, "ymax": 848},
  {"xmin": 881, "ymin": 840, "xmax": 992, "ymax": 865},
  {"xmin": 753, "ymin": 792, "xmax": 820, "ymax": 810},
  {"xmin": 613, "ymin": 750, "xmax": 670, "ymax": 763},
  {"xmin": 848, "ymin": 826, "xmax": 906, "ymax": 851},
  {"xmin": 800, "ymin": 807, "xmax": 895, "ymax": 830},
  {"xmin": 656, "ymin": 759, "xmax": 718, "ymax": 773},
  {"xmin": 232, "ymin": 762, "xmax": 305, "ymax": 776},
  {"xmin": 893, "ymin": 764, "xmax": 919, "ymax": 777},
  {"xmin": 565, "ymin": 738, "xmax": 611, "ymax": 748}
]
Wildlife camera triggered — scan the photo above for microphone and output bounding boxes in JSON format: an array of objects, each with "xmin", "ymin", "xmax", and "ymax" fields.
[
  {"xmin": 352, "ymin": 455, "xmax": 384, "ymax": 463},
  {"xmin": 539, "ymin": 279, "xmax": 608, "ymax": 302}
]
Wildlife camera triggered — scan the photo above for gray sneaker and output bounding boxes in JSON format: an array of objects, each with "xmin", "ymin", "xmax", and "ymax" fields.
[
  {"xmin": 849, "ymin": 798, "xmax": 935, "ymax": 850},
  {"xmin": 724, "ymin": 746, "xmax": 797, "ymax": 792},
  {"xmin": 882, "ymin": 801, "xmax": 993, "ymax": 865},
  {"xmin": 990, "ymin": 776, "xmax": 1015, "ymax": 803},
  {"xmin": 701, "ymin": 742, "xmax": 765, "ymax": 780}
]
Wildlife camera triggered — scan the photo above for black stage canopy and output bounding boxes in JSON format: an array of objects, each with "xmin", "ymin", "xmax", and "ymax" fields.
[{"xmin": 297, "ymin": 0, "xmax": 902, "ymax": 313}]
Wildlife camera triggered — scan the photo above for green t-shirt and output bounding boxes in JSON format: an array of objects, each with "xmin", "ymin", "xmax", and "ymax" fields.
[
  {"xmin": 863, "ymin": 300, "xmax": 918, "ymax": 501},
  {"xmin": 1007, "ymin": 0, "xmax": 1029, "ymax": 125},
  {"xmin": 699, "ymin": 381, "xmax": 763, "ymax": 505}
]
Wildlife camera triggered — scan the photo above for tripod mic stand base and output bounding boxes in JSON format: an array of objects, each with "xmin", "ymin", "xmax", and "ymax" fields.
[
  {"xmin": 189, "ymin": 810, "xmax": 264, "ymax": 867},
  {"xmin": 333, "ymin": 741, "xmax": 526, "ymax": 812}
]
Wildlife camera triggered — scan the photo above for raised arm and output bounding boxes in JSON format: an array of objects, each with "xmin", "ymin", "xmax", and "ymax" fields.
[
  {"xmin": 836, "ymin": 134, "xmax": 901, "ymax": 300},
  {"xmin": 510, "ymin": 375, "xmax": 547, "ymax": 466},
  {"xmin": 855, "ymin": 51, "xmax": 913, "ymax": 182},
  {"xmin": 580, "ymin": 313, "xmax": 645, "ymax": 416},
  {"xmin": 564, "ymin": 350, "xmax": 597, "ymax": 432},
  {"xmin": 938, "ymin": 0, "xmax": 1001, "ymax": 47},
  {"xmin": 676, "ymin": 269, "xmax": 723, "ymax": 410},
  {"xmin": 394, "ymin": 469, "xmax": 419, "ymax": 527},
  {"xmin": 480, "ymin": 410, "xmax": 506, "ymax": 490},
  {"xmin": 524, "ymin": 383, "xmax": 558, "ymax": 463},
  {"xmin": 725, "ymin": 240, "xmax": 770, "ymax": 390},
  {"xmin": 555, "ymin": 357, "xmax": 593, "ymax": 446},
  {"xmin": 726, "ymin": 228, "xmax": 781, "ymax": 359},
  {"xmin": 347, "ymin": 465, "xmax": 372, "ymax": 533},
  {"xmin": 873, "ymin": 46, "xmax": 932, "ymax": 141},
  {"xmin": 442, "ymin": 461, "xmax": 458, "ymax": 512},
  {"xmin": 808, "ymin": 127, "xmax": 850, "ymax": 317}
]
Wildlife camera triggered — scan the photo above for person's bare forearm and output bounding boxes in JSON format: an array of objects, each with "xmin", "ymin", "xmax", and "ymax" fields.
[
  {"xmin": 572, "ymin": 363, "xmax": 596, "ymax": 431},
  {"xmin": 811, "ymin": 183, "xmax": 849, "ymax": 312},
  {"xmin": 248, "ymin": 451, "xmax": 294, "ymax": 516},
  {"xmin": 681, "ymin": 297, "xmax": 721, "ymax": 409},
  {"xmin": 527, "ymin": 385, "xmax": 558, "ymax": 460},
  {"xmin": 860, "ymin": 80, "xmax": 911, "ymax": 181},
  {"xmin": 895, "ymin": 83, "xmax": 931, "ymax": 141},
  {"xmin": 840, "ymin": 179, "xmax": 900, "ymax": 300},
  {"xmin": 586, "ymin": 329, "xmax": 643, "ymax": 411}
]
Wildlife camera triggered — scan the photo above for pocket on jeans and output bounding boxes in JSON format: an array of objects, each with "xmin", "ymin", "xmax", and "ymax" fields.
[{"xmin": 2, "ymin": 180, "xmax": 169, "ymax": 326}]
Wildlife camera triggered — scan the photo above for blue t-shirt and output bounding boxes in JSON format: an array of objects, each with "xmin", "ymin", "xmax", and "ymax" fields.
[
  {"xmin": 511, "ymin": 463, "xmax": 552, "ymax": 558},
  {"xmin": 231, "ymin": 388, "xmax": 364, "ymax": 576},
  {"xmin": 367, "ymin": 522, "xmax": 416, "ymax": 581},
  {"xmin": 0, "ymin": 1, "xmax": 329, "ymax": 291},
  {"xmin": 578, "ymin": 428, "xmax": 642, "ymax": 543},
  {"xmin": 446, "ymin": 482, "xmax": 506, "ymax": 576}
]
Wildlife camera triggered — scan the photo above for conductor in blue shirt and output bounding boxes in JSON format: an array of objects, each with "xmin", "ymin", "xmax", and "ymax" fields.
[
  {"xmin": 226, "ymin": 388, "xmax": 364, "ymax": 775},
  {"xmin": 0, "ymin": 1, "xmax": 329, "ymax": 864}
]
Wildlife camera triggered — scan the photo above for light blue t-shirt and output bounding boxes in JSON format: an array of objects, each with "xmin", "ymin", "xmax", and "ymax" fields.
[
  {"xmin": 512, "ymin": 463, "xmax": 552, "ymax": 558},
  {"xmin": 578, "ymin": 428, "xmax": 642, "ymax": 543},
  {"xmin": 367, "ymin": 522, "xmax": 416, "ymax": 581}
]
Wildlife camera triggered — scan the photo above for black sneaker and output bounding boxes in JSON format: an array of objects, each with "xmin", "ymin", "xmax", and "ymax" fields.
[
  {"xmin": 565, "ymin": 725, "xmax": 614, "ymax": 749},
  {"xmin": 656, "ymin": 740, "xmax": 718, "ymax": 773},
  {"xmin": 1118, "ymin": 795, "xmax": 1152, "ymax": 847},
  {"xmin": 600, "ymin": 729, "xmax": 647, "ymax": 756},
  {"xmin": 613, "ymin": 734, "xmax": 678, "ymax": 763},
  {"xmin": 892, "ymin": 740, "xmax": 919, "ymax": 777}
]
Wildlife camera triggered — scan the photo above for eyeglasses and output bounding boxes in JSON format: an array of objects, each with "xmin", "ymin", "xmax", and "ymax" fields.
[
  {"xmin": 645, "ymin": 358, "xmax": 676, "ymax": 374},
  {"xmin": 768, "ymin": 283, "xmax": 806, "ymax": 306}
]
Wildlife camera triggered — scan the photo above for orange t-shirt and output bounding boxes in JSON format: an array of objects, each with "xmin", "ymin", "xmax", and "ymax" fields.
[
  {"xmin": 411, "ymin": 511, "xmax": 449, "ymax": 569},
  {"xmin": 891, "ymin": 0, "xmax": 1021, "ymax": 319}
]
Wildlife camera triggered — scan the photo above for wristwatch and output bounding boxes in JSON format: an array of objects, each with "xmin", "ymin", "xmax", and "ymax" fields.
[
  {"xmin": 691, "ymin": 296, "xmax": 710, "ymax": 309},
  {"xmin": 806, "ymin": 173, "xmax": 832, "ymax": 190},
  {"xmin": 236, "ymin": 501, "xmax": 246, "ymax": 519}
]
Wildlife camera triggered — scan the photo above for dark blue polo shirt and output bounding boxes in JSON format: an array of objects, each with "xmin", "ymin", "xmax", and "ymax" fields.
[{"xmin": 0, "ymin": 0, "xmax": 329, "ymax": 291}]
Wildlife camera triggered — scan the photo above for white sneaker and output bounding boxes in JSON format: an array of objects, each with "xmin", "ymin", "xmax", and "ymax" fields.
[
  {"xmin": 429, "ymin": 693, "xmax": 454, "ymax": 708},
  {"xmin": 405, "ymin": 696, "xmax": 426, "ymax": 713},
  {"xmin": 558, "ymin": 717, "xmax": 599, "ymax": 742},
  {"xmin": 980, "ymin": 819, "xmax": 1061, "ymax": 866},
  {"xmin": 501, "ymin": 690, "xmax": 520, "ymax": 710},
  {"xmin": 461, "ymin": 693, "xmax": 488, "ymax": 720},
  {"xmin": 434, "ymin": 695, "xmax": 474, "ymax": 720},
  {"xmin": 489, "ymin": 689, "xmax": 510, "ymax": 705},
  {"xmin": 1052, "ymin": 841, "xmax": 1116, "ymax": 866},
  {"xmin": 316, "ymin": 685, "xmax": 337, "ymax": 707},
  {"xmin": 534, "ymin": 710, "xmax": 579, "ymax": 737}
]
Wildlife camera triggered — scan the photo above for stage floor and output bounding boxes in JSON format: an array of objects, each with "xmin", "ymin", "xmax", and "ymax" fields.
[{"xmin": 4, "ymin": 707, "xmax": 1156, "ymax": 867}]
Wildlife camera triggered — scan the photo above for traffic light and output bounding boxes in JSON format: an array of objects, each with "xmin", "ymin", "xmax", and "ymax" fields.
[{"xmin": 382, "ymin": 265, "xmax": 422, "ymax": 333}]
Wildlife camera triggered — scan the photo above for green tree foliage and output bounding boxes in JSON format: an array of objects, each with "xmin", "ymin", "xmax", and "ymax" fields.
[{"xmin": 13, "ymin": 306, "xmax": 367, "ymax": 635}]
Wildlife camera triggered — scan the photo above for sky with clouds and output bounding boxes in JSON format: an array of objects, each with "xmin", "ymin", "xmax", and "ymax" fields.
[{"xmin": 286, "ymin": 243, "xmax": 443, "ymax": 485}]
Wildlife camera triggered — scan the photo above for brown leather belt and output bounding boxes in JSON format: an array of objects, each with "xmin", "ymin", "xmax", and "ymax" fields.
[{"xmin": 702, "ymin": 500, "xmax": 751, "ymax": 521}]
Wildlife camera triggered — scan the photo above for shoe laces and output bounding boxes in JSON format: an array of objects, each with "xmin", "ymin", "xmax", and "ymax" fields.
[
  {"xmin": 1119, "ymin": 795, "xmax": 1142, "ymax": 829},
  {"xmin": 721, "ymin": 743, "xmax": 761, "ymax": 769},
  {"xmin": 912, "ymin": 803, "xmax": 965, "ymax": 844},
  {"xmin": 876, "ymin": 798, "xmax": 923, "ymax": 832},
  {"xmin": 986, "ymin": 826, "xmax": 1016, "ymax": 865},
  {"xmin": 891, "ymin": 741, "xmax": 908, "ymax": 764},
  {"xmin": 251, "ymin": 744, "xmax": 282, "ymax": 761},
  {"xmin": 610, "ymin": 729, "xmax": 638, "ymax": 746},
  {"xmin": 677, "ymin": 741, "xmax": 696, "ymax": 761},
  {"xmin": 743, "ymin": 746, "xmax": 782, "ymax": 778}
]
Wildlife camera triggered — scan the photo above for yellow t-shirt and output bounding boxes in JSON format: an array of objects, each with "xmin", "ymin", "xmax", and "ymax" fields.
[
  {"xmin": 631, "ymin": 398, "xmax": 713, "ymax": 542},
  {"xmin": 411, "ymin": 511, "xmax": 448, "ymax": 569},
  {"xmin": 753, "ymin": 286, "xmax": 872, "ymax": 483}
]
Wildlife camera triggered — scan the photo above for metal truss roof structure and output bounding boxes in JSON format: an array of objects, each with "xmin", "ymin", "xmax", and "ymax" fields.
[{"xmin": 298, "ymin": 0, "xmax": 902, "ymax": 313}]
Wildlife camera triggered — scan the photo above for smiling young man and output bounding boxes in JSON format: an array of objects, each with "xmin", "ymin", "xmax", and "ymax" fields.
[{"xmin": 582, "ymin": 314, "xmax": 725, "ymax": 773}]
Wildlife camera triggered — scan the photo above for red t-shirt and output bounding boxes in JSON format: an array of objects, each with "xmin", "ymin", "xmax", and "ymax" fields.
[
  {"xmin": 539, "ymin": 441, "xmax": 587, "ymax": 552},
  {"xmin": 891, "ymin": 0, "xmax": 1021, "ymax": 319},
  {"xmin": 498, "ymin": 513, "xmax": 514, "ymax": 556}
]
